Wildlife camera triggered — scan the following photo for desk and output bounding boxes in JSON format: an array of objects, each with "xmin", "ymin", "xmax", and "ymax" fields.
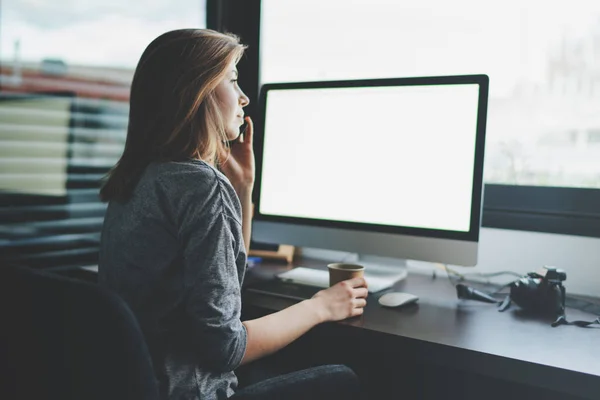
[{"xmin": 242, "ymin": 258, "xmax": 599, "ymax": 400}]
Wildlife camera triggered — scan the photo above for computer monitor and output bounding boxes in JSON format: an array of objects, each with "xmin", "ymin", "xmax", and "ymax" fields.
[{"xmin": 252, "ymin": 75, "xmax": 488, "ymax": 273}]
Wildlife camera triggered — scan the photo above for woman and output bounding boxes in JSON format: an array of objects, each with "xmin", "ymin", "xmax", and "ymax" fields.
[{"xmin": 99, "ymin": 29, "xmax": 367, "ymax": 400}]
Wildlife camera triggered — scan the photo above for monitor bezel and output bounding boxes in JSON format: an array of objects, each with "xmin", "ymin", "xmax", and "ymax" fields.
[{"xmin": 253, "ymin": 74, "xmax": 489, "ymax": 243}]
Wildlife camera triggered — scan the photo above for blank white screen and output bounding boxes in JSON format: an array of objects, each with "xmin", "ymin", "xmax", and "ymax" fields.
[{"xmin": 259, "ymin": 84, "xmax": 480, "ymax": 232}]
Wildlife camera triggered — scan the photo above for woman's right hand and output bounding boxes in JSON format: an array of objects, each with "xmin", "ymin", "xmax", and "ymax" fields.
[{"xmin": 310, "ymin": 277, "xmax": 368, "ymax": 322}]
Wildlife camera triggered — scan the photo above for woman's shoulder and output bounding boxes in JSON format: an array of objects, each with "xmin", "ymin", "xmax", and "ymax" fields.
[
  {"xmin": 147, "ymin": 158, "xmax": 214, "ymax": 178},
  {"xmin": 143, "ymin": 159, "xmax": 241, "ymax": 219},
  {"xmin": 145, "ymin": 159, "xmax": 228, "ymax": 190}
]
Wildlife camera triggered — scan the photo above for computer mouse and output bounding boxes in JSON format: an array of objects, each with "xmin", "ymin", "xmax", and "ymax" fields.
[{"xmin": 378, "ymin": 292, "xmax": 419, "ymax": 308}]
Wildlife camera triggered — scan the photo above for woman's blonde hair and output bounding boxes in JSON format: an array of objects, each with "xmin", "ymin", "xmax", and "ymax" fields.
[{"xmin": 100, "ymin": 29, "xmax": 246, "ymax": 202}]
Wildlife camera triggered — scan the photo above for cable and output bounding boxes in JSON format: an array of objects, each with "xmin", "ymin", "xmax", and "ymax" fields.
[
  {"xmin": 436, "ymin": 263, "xmax": 522, "ymax": 281},
  {"xmin": 491, "ymin": 282, "xmax": 515, "ymax": 295},
  {"xmin": 467, "ymin": 271, "xmax": 523, "ymax": 279},
  {"xmin": 565, "ymin": 296, "xmax": 600, "ymax": 316},
  {"xmin": 436, "ymin": 263, "xmax": 520, "ymax": 294},
  {"xmin": 440, "ymin": 264, "xmax": 460, "ymax": 288},
  {"xmin": 439, "ymin": 264, "xmax": 517, "ymax": 303}
]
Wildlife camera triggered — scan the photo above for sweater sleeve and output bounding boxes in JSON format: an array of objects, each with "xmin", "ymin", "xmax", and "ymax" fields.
[{"xmin": 167, "ymin": 164, "xmax": 247, "ymax": 373}]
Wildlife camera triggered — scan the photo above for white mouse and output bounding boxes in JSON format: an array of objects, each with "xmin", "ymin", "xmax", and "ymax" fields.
[{"xmin": 378, "ymin": 292, "xmax": 419, "ymax": 308}]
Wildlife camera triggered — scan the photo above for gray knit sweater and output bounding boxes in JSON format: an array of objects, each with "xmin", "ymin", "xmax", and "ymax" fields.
[{"xmin": 99, "ymin": 160, "xmax": 247, "ymax": 400}]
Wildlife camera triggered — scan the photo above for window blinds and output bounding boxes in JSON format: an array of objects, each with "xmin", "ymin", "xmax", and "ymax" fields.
[{"xmin": 0, "ymin": 92, "xmax": 128, "ymax": 270}]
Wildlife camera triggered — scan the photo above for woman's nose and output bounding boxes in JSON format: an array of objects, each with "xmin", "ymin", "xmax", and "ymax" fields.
[{"xmin": 240, "ymin": 91, "xmax": 250, "ymax": 107}]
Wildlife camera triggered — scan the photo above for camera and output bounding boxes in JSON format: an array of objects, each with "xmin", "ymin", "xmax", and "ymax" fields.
[
  {"xmin": 457, "ymin": 266, "xmax": 598, "ymax": 327},
  {"xmin": 505, "ymin": 266, "xmax": 566, "ymax": 317}
]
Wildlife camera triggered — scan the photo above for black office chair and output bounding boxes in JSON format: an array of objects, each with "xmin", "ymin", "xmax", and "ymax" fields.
[{"xmin": 0, "ymin": 264, "xmax": 159, "ymax": 400}]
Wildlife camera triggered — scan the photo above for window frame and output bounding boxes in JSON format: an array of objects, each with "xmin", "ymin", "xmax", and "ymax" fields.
[{"xmin": 208, "ymin": 0, "xmax": 600, "ymax": 239}]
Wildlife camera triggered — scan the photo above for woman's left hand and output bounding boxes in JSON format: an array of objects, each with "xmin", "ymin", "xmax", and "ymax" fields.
[{"xmin": 219, "ymin": 116, "xmax": 255, "ymax": 193}]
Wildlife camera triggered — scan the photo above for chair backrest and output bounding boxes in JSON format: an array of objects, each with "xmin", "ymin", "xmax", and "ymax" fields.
[{"xmin": 0, "ymin": 264, "xmax": 159, "ymax": 400}]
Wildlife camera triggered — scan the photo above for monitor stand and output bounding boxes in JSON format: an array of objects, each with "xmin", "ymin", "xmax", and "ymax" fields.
[{"xmin": 353, "ymin": 254, "xmax": 408, "ymax": 292}]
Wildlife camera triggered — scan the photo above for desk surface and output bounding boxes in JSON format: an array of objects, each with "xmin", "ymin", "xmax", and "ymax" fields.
[{"xmin": 243, "ymin": 258, "xmax": 600, "ymax": 400}]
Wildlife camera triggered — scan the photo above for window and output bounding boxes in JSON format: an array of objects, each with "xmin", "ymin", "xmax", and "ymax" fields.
[
  {"xmin": 261, "ymin": 0, "xmax": 600, "ymax": 189},
  {"xmin": 0, "ymin": 0, "xmax": 206, "ymax": 270},
  {"xmin": 241, "ymin": 0, "xmax": 600, "ymax": 237}
]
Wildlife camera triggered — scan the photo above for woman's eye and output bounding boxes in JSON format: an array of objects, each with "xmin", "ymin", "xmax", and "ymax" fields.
[{"xmin": 231, "ymin": 79, "xmax": 238, "ymax": 83}]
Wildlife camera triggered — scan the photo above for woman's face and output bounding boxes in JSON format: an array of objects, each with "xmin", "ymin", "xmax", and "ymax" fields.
[{"xmin": 214, "ymin": 60, "xmax": 250, "ymax": 140}]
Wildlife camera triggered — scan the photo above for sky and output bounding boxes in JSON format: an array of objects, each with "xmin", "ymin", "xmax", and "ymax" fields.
[{"xmin": 1, "ymin": 0, "xmax": 206, "ymax": 68}]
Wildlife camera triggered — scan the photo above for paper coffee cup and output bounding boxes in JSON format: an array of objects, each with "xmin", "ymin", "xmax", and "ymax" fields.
[{"xmin": 327, "ymin": 263, "xmax": 365, "ymax": 286}]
